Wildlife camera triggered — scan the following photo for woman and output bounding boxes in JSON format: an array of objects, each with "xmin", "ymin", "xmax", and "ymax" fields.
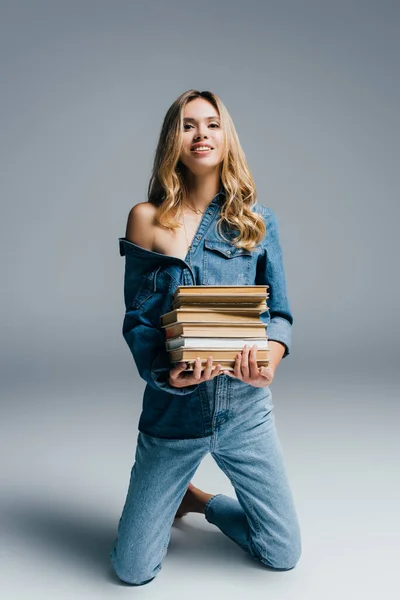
[{"xmin": 110, "ymin": 90, "xmax": 301, "ymax": 585}]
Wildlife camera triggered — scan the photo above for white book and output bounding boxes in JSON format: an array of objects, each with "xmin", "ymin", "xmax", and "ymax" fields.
[{"xmin": 166, "ymin": 337, "xmax": 269, "ymax": 351}]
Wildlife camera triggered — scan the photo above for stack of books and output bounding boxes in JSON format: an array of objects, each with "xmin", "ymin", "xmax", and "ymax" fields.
[{"xmin": 160, "ymin": 285, "xmax": 270, "ymax": 371}]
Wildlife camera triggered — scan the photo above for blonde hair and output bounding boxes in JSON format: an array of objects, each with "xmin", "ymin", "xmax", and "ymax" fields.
[{"xmin": 147, "ymin": 89, "xmax": 266, "ymax": 250}]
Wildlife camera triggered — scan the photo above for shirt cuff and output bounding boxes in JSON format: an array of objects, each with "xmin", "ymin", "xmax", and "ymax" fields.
[{"xmin": 267, "ymin": 316, "xmax": 292, "ymax": 358}]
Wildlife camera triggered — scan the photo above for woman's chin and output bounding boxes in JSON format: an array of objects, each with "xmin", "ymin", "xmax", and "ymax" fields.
[{"xmin": 183, "ymin": 161, "xmax": 222, "ymax": 175}]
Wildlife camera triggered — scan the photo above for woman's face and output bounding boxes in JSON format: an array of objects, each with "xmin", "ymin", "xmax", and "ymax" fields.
[{"xmin": 179, "ymin": 97, "xmax": 225, "ymax": 174}]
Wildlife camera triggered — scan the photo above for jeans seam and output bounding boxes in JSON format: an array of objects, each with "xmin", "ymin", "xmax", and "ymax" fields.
[{"xmin": 212, "ymin": 453, "xmax": 267, "ymax": 562}]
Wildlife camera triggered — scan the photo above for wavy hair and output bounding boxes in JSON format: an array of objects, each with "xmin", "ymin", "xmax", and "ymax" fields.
[{"xmin": 147, "ymin": 89, "xmax": 266, "ymax": 250}]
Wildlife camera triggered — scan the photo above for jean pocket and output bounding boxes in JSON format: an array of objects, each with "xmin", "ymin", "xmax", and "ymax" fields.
[
  {"xmin": 203, "ymin": 239, "xmax": 253, "ymax": 285},
  {"xmin": 204, "ymin": 239, "xmax": 252, "ymax": 259}
]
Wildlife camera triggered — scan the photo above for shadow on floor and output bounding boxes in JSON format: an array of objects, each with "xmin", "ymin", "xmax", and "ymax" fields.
[{"xmin": 0, "ymin": 494, "xmax": 270, "ymax": 585}]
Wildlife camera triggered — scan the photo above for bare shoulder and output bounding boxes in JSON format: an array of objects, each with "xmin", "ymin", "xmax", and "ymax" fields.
[{"xmin": 125, "ymin": 202, "xmax": 157, "ymax": 250}]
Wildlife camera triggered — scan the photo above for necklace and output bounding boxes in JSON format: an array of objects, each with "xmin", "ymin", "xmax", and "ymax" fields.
[
  {"xmin": 183, "ymin": 200, "xmax": 205, "ymax": 215},
  {"xmin": 181, "ymin": 207, "xmax": 193, "ymax": 268}
]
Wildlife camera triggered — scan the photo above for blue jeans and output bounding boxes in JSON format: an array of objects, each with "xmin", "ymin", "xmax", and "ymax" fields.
[{"xmin": 109, "ymin": 380, "xmax": 301, "ymax": 585}]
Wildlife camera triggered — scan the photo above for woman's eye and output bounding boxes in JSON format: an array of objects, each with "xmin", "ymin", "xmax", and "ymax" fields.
[{"xmin": 183, "ymin": 122, "xmax": 220, "ymax": 130}]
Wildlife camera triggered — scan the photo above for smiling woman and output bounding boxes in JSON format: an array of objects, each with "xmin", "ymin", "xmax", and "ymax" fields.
[
  {"xmin": 109, "ymin": 89, "xmax": 301, "ymax": 586},
  {"xmin": 146, "ymin": 91, "xmax": 266, "ymax": 250}
]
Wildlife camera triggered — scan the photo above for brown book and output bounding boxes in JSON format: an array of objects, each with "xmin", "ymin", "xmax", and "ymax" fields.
[
  {"xmin": 173, "ymin": 293, "xmax": 268, "ymax": 303},
  {"xmin": 173, "ymin": 285, "xmax": 269, "ymax": 298},
  {"xmin": 161, "ymin": 308, "xmax": 265, "ymax": 327},
  {"xmin": 172, "ymin": 298, "xmax": 268, "ymax": 310},
  {"xmin": 170, "ymin": 348, "xmax": 269, "ymax": 370},
  {"xmin": 170, "ymin": 348, "xmax": 270, "ymax": 362},
  {"xmin": 165, "ymin": 323, "xmax": 267, "ymax": 339}
]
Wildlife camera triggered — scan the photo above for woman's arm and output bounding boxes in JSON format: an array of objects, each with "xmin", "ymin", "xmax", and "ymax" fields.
[
  {"xmin": 222, "ymin": 208, "xmax": 293, "ymax": 386},
  {"xmin": 121, "ymin": 203, "xmax": 201, "ymax": 394},
  {"xmin": 256, "ymin": 207, "xmax": 294, "ymax": 359},
  {"xmin": 125, "ymin": 202, "xmax": 155, "ymax": 249},
  {"xmin": 123, "ymin": 305, "xmax": 201, "ymax": 394},
  {"xmin": 267, "ymin": 340, "xmax": 286, "ymax": 372}
]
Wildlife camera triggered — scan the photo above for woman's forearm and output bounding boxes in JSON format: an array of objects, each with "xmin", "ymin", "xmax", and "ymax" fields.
[{"xmin": 267, "ymin": 340, "xmax": 286, "ymax": 373}]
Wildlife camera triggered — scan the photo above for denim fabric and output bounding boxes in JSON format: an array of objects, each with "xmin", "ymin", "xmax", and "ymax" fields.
[
  {"xmin": 118, "ymin": 185, "xmax": 294, "ymax": 440},
  {"xmin": 109, "ymin": 381, "xmax": 301, "ymax": 585}
]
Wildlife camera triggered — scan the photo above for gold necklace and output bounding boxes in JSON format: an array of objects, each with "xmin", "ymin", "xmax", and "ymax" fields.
[{"xmin": 183, "ymin": 200, "xmax": 205, "ymax": 215}]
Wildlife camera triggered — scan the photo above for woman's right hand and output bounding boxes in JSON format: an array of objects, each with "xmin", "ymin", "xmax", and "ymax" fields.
[{"xmin": 168, "ymin": 356, "xmax": 223, "ymax": 388}]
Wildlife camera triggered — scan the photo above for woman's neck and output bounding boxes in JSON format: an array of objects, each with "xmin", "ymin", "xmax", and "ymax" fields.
[{"xmin": 184, "ymin": 172, "xmax": 221, "ymax": 212}]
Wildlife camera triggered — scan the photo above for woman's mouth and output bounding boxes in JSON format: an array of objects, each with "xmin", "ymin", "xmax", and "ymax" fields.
[{"xmin": 191, "ymin": 146, "xmax": 214, "ymax": 156}]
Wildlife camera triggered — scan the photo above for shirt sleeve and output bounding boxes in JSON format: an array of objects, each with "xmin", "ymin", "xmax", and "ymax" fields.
[
  {"xmin": 256, "ymin": 207, "xmax": 294, "ymax": 358},
  {"xmin": 122, "ymin": 305, "xmax": 200, "ymax": 395}
]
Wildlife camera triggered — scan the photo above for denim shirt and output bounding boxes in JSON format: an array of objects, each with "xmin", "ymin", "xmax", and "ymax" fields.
[{"xmin": 118, "ymin": 186, "xmax": 293, "ymax": 439}]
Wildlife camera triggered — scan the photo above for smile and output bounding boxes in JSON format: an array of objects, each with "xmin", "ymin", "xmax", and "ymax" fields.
[{"xmin": 191, "ymin": 147, "xmax": 214, "ymax": 154}]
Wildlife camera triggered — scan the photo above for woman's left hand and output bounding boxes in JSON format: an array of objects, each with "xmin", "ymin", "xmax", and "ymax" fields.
[{"xmin": 221, "ymin": 345, "xmax": 275, "ymax": 388}]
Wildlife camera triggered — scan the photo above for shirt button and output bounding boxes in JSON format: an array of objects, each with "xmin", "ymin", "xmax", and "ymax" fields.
[
  {"xmin": 208, "ymin": 210, "xmax": 213, "ymax": 215},
  {"xmin": 196, "ymin": 234, "xmax": 202, "ymax": 240},
  {"xmin": 227, "ymin": 250, "xmax": 231, "ymax": 254}
]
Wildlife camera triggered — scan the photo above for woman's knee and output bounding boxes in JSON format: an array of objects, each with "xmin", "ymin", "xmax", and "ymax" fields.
[
  {"xmin": 261, "ymin": 550, "xmax": 301, "ymax": 571},
  {"xmin": 109, "ymin": 546, "xmax": 161, "ymax": 586},
  {"xmin": 252, "ymin": 533, "xmax": 302, "ymax": 571},
  {"xmin": 114, "ymin": 569, "xmax": 158, "ymax": 586}
]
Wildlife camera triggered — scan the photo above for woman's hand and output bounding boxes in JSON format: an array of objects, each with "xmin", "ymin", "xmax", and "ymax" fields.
[
  {"xmin": 222, "ymin": 344, "xmax": 275, "ymax": 388},
  {"xmin": 168, "ymin": 356, "xmax": 223, "ymax": 388}
]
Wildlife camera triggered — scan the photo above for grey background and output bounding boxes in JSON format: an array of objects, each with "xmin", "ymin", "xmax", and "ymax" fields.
[{"xmin": 1, "ymin": 1, "xmax": 399, "ymax": 598}]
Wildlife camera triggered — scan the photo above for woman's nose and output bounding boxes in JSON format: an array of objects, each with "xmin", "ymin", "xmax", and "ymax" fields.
[{"xmin": 195, "ymin": 131, "xmax": 209, "ymax": 140}]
